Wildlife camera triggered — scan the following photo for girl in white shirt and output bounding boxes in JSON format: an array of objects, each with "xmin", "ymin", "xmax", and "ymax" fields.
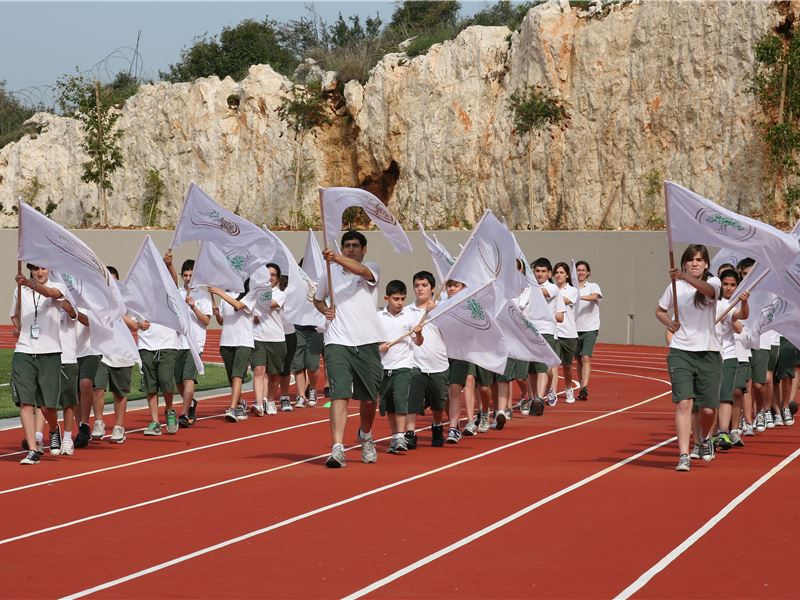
[
  {"xmin": 250, "ymin": 264, "xmax": 287, "ymax": 416},
  {"xmin": 656, "ymin": 244, "xmax": 722, "ymax": 472},
  {"xmin": 574, "ymin": 260, "xmax": 603, "ymax": 401},
  {"xmin": 553, "ymin": 262, "xmax": 579, "ymax": 404}
]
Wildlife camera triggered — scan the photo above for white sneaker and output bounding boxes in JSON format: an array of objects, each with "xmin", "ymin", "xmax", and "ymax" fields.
[
  {"xmin": 307, "ymin": 389, "xmax": 318, "ymax": 407},
  {"xmin": 765, "ymin": 410, "xmax": 775, "ymax": 429},
  {"xmin": 60, "ymin": 437, "xmax": 74, "ymax": 456},
  {"xmin": 295, "ymin": 396, "xmax": 306, "ymax": 408},
  {"xmin": 280, "ymin": 396, "xmax": 293, "ymax": 412},
  {"xmin": 783, "ymin": 407, "xmax": 794, "ymax": 426},
  {"xmin": 565, "ymin": 388, "xmax": 575, "ymax": 404},
  {"xmin": 109, "ymin": 425, "xmax": 126, "ymax": 444},
  {"xmin": 744, "ymin": 423, "xmax": 755, "ymax": 436},
  {"xmin": 266, "ymin": 400, "xmax": 278, "ymax": 415},
  {"xmin": 546, "ymin": 388, "xmax": 557, "ymax": 407},
  {"xmin": 91, "ymin": 420, "xmax": 106, "ymax": 439},
  {"xmin": 774, "ymin": 411, "xmax": 784, "ymax": 427},
  {"xmin": 251, "ymin": 401, "xmax": 265, "ymax": 417}
]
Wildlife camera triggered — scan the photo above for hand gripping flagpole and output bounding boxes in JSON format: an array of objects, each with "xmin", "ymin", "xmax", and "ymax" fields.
[
  {"xmin": 319, "ymin": 188, "xmax": 335, "ymax": 310},
  {"xmin": 664, "ymin": 182, "xmax": 679, "ymax": 323}
]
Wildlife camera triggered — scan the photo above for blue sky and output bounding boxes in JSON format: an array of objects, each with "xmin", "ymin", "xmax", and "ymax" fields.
[{"xmin": 1, "ymin": 1, "xmax": 491, "ymax": 102}]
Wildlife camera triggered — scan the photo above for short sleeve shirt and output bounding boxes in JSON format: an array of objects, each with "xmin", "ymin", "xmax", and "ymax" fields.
[
  {"xmin": 529, "ymin": 281, "xmax": 558, "ymax": 336},
  {"xmin": 658, "ymin": 277, "xmax": 721, "ymax": 352},
  {"xmin": 314, "ymin": 261, "xmax": 383, "ymax": 346},
  {"xmin": 407, "ymin": 304, "xmax": 449, "ymax": 373},
  {"xmin": 378, "ymin": 307, "xmax": 415, "ymax": 370},
  {"xmin": 556, "ymin": 285, "xmax": 579, "ymax": 339},
  {"xmin": 10, "ymin": 280, "xmax": 67, "ymax": 354},
  {"xmin": 575, "ymin": 282, "xmax": 603, "ymax": 332},
  {"xmin": 219, "ymin": 290, "xmax": 256, "ymax": 348},
  {"xmin": 176, "ymin": 288, "xmax": 212, "ymax": 351},
  {"xmin": 138, "ymin": 322, "xmax": 178, "ymax": 351},
  {"xmin": 253, "ymin": 288, "xmax": 286, "ymax": 343}
]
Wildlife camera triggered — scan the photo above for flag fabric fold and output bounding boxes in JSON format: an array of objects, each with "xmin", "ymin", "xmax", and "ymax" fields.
[
  {"xmin": 495, "ymin": 299, "xmax": 561, "ymax": 367},
  {"xmin": 189, "ymin": 242, "xmax": 245, "ymax": 293},
  {"xmin": 418, "ymin": 220, "xmax": 455, "ymax": 284},
  {"xmin": 321, "ymin": 187, "xmax": 412, "ymax": 254}
]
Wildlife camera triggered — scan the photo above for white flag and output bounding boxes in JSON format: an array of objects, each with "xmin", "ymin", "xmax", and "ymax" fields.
[
  {"xmin": 261, "ymin": 227, "xmax": 318, "ymax": 324},
  {"xmin": 321, "ymin": 187, "xmax": 412, "ymax": 253},
  {"xmin": 88, "ymin": 313, "xmax": 141, "ymax": 367},
  {"xmin": 746, "ymin": 292, "xmax": 800, "ymax": 349},
  {"xmin": 171, "ymin": 183, "xmax": 278, "ymax": 278},
  {"xmin": 189, "ymin": 242, "xmax": 245, "ymax": 293},
  {"xmin": 496, "ymin": 299, "xmax": 560, "ymax": 366},
  {"xmin": 445, "ymin": 210, "xmax": 519, "ymax": 314},
  {"xmin": 665, "ymin": 181, "xmax": 798, "ymax": 275},
  {"xmin": 428, "ymin": 279, "xmax": 508, "ymax": 374},
  {"xmin": 570, "ymin": 260, "xmax": 581, "ymax": 311},
  {"xmin": 418, "ymin": 220, "xmax": 455, "ymax": 284},
  {"xmin": 121, "ymin": 236, "xmax": 204, "ymax": 375},
  {"xmin": 17, "ymin": 202, "xmax": 124, "ymax": 325},
  {"xmin": 302, "ymin": 229, "xmax": 325, "ymax": 284},
  {"xmin": 710, "ymin": 247, "xmax": 744, "ymax": 274}
]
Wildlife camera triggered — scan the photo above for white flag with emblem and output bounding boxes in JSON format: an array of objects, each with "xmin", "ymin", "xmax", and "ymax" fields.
[
  {"xmin": 120, "ymin": 236, "xmax": 204, "ymax": 375},
  {"xmin": 495, "ymin": 299, "xmax": 561, "ymax": 366},
  {"xmin": 189, "ymin": 241, "xmax": 245, "ymax": 293},
  {"xmin": 321, "ymin": 187, "xmax": 412, "ymax": 253},
  {"xmin": 261, "ymin": 227, "xmax": 318, "ymax": 324}
]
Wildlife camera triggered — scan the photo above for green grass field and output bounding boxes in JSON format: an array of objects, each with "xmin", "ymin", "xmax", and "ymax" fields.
[{"xmin": 0, "ymin": 350, "xmax": 234, "ymax": 419}]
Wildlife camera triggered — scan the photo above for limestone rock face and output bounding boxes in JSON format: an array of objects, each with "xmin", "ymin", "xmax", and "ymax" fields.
[{"xmin": 0, "ymin": 0, "xmax": 784, "ymax": 230}]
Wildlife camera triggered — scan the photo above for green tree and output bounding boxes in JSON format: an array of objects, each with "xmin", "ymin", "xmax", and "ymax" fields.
[
  {"xmin": 56, "ymin": 71, "xmax": 124, "ymax": 227},
  {"xmin": 465, "ymin": 1, "xmax": 538, "ymax": 30},
  {"xmin": 389, "ymin": 1, "xmax": 461, "ymax": 33},
  {"xmin": 276, "ymin": 83, "xmax": 331, "ymax": 227},
  {"xmin": 0, "ymin": 81, "xmax": 40, "ymax": 149}
]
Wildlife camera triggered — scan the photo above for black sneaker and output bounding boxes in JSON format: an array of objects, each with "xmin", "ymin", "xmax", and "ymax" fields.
[
  {"xmin": 578, "ymin": 387, "xmax": 588, "ymax": 401},
  {"xmin": 74, "ymin": 422, "xmax": 91, "ymax": 448},
  {"xmin": 431, "ymin": 424, "xmax": 445, "ymax": 447},
  {"xmin": 49, "ymin": 425, "xmax": 62, "ymax": 455},
  {"xmin": 404, "ymin": 430, "xmax": 417, "ymax": 450},
  {"xmin": 495, "ymin": 411, "xmax": 507, "ymax": 431},
  {"xmin": 532, "ymin": 397, "xmax": 545, "ymax": 416},
  {"xmin": 187, "ymin": 398, "xmax": 197, "ymax": 425},
  {"xmin": 790, "ymin": 400, "xmax": 798, "ymax": 416},
  {"xmin": 20, "ymin": 450, "xmax": 40, "ymax": 465},
  {"xmin": 21, "ymin": 438, "xmax": 44, "ymax": 455},
  {"xmin": 178, "ymin": 414, "xmax": 190, "ymax": 428}
]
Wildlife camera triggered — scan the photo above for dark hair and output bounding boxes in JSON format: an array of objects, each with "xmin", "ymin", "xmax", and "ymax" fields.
[
  {"xmin": 237, "ymin": 277, "xmax": 250, "ymax": 301},
  {"xmin": 737, "ymin": 257, "xmax": 755, "ymax": 272},
  {"xmin": 680, "ymin": 244, "xmax": 712, "ymax": 309},
  {"xmin": 107, "ymin": 266, "xmax": 120, "ymax": 280},
  {"xmin": 385, "ymin": 280, "xmax": 406, "ymax": 296},
  {"xmin": 716, "ymin": 263, "xmax": 735, "ymax": 276},
  {"xmin": 25, "ymin": 263, "xmax": 38, "ymax": 271},
  {"xmin": 341, "ymin": 230, "xmax": 367, "ymax": 247},
  {"xmin": 576, "ymin": 260, "xmax": 591, "ymax": 273},
  {"xmin": 181, "ymin": 259, "xmax": 195, "ymax": 273},
  {"xmin": 279, "ymin": 274, "xmax": 288, "ymax": 292},
  {"xmin": 553, "ymin": 262, "xmax": 572, "ymax": 286},
  {"xmin": 413, "ymin": 270, "xmax": 435, "ymax": 288},
  {"xmin": 266, "ymin": 262, "xmax": 282, "ymax": 279},
  {"xmin": 515, "ymin": 258, "xmax": 526, "ymax": 274},
  {"xmin": 532, "ymin": 257, "xmax": 552, "ymax": 271}
]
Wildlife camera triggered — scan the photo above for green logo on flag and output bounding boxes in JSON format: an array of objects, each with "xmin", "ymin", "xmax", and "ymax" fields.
[
  {"xmin": 259, "ymin": 290, "xmax": 272, "ymax": 303},
  {"xmin": 227, "ymin": 255, "xmax": 245, "ymax": 273},
  {"xmin": 704, "ymin": 213, "xmax": 744, "ymax": 233},
  {"xmin": 466, "ymin": 298, "xmax": 485, "ymax": 321}
]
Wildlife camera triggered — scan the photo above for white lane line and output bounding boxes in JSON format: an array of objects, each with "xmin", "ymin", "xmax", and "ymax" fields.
[
  {"xmin": 0, "ymin": 413, "xmax": 350, "ymax": 496},
  {"xmin": 344, "ymin": 435, "xmax": 678, "ymax": 600},
  {"xmin": 61, "ymin": 382, "xmax": 671, "ymax": 600},
  {"xmin": 614, "ymin": 446, "xmax": 800, "ymax": 600}
]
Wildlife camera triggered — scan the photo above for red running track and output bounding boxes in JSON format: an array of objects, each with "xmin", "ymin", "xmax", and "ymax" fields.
[{"xmin": 0, "ymin": 344, "xmax": 798, "ymax": 599}]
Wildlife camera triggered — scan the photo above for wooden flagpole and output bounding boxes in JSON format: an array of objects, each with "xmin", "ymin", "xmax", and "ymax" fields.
[
  {"xmin": 663, "ymin": 182, "xmax": 679, "ymax": 323},
  {"xmin": 16, "ymin": 197, "xmax": 22, "ymax": 325},
  {"xmin": 319, "ymin": 188, "xmax": 335, "ymax": 309},
  {"xmin": 714, "ymin": 266, "xmax": 769, "ymax": 325}
]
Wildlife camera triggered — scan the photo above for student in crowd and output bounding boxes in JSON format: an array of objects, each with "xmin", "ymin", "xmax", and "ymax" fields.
[
  {"xmin": 527, "ymin": 258, "xmax": 560, "ymax": 408},
  {"xmin": 553, "ymin": 262, "xmax": 578, "ymax": 404},
  {"xmin": 250, "ymin": 264, "xmax": 288, "ymax": 415},
  {"xmin": 574, "ymin": 260, "xmax": 602, "ymax": 401}
]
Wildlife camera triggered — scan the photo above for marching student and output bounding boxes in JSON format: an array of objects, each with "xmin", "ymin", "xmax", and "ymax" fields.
[
  {"xmin": 527, "ymin": 258, "xmax": 560, "ymax": 408},
  {"xmin": 73, "ymin": 313, "xmax": 103, "ymax": 448},
  {"xmin": 406, "ymin": 271, "xmax": 449, "ymax": 448},
  {"xmin": 250, "ymin": 263, "xmax": 288, "ymax": 415},
  {"xmin": 774, "ymin": 336, "xmax": 798, "ymax": 428},
  {"xmin": 137, "ymin": 317, "xmax": 179, "ymax": 436},
  {"xmin": 291, "ymin": 262, "xmax": 325, "ymax": 408},
  {"xmin": 277, "ymin": 274, "xmax": 297, "ymax": 410},
  {"xmin": 56, "ymin": 297, "xmax": 80, "ymax": 455},
  {"xmin": 313, "ymin": 230, "xmax": 384, "ymax": 468},
  {"xmin": 574, "ymin": 260, "xmax": 602, "ymax": 401},
  {"xmin": 377, "ymin": 280, "xmax": 422, "ymax": 453},
  {"xmin": 209, "ymin": 280, "xmax": 256, "ymax": 423},
  {"xmin": 732, "ymin": 320, "xmax": 754, "ymax": 440},
  {"xmin": 715, "ymin": 269, "xmax": 749, "ymax": 450},
  {"xmin": 553, "ymin": 262, "xmax": 579, "ymax": 404},
  {"xmin": 11, "ymin": 264, "xmax": 68, "ymax": 465},
  {"xmin": 656, "ymin": 244, "xmax": 722, "ymax": 472}
]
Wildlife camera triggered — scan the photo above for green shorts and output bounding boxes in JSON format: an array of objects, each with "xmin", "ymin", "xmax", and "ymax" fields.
[
  {"xmin": 667, "ymin": 348, "xmax": 722, "ymax": 408},
  {"xmin": 448, "ymin": 359, "xmax": 494, "ymax": 387},
  {"xmin": 174, "ymin": 349, "xmax": 200, "ymax": 384},
  {"xmin": 530, "ymin": 334, "xmax": 559, "ymax": 374},
  {"xmin": 769, "ymin": 344, "xmax": 779, "ymax": 372},
  {"xmin": 220, "ymin": 346, "xmax": 252, "ymax": 382},
  {"xmin": 379, "ymin": 367, "xmax": 412, "ymax": 416},
  {"xmin": 251, "ymin": 340, "xmax": 287, "ymax": 375},
  {"xmin": 59, "ymin": 363, "xmax": 79, "ymax": 409},
  {"xmin": 291, "ymin": 327, "xmax": 324, "ymax": 372},
  {"xmin": 577, "ymin": 330, "xmax": 599, "ymax": 357},
  {"xmin": 750, "ymin": 349, "xmax": 770, "ymax": 385},
  {"xmin": 94, "ymin": 362, "xmax": 133, "ymax": 397},
  {"xmin": 719, "ymin": 358, "xmax": 738, "ymax": 404},
  {"xmin": 139, "ymin": 349, "xmax": 177, "ymax": 395},
  {"xmin": 324, "ymin": 343, "xmax": 383, "ymax": 401},
  {"xmin": 497, "ymin": 358, "xmax": 528, "ymax": 383},
  {"xmin": 409, "ymin": 367, "xmax": 448, "ymax": 414},
  {"xmin": 281, "ymin": 332, "xmax": 297, "ymax": 377},
  {"xmin": 11, "ymin": 352, "xmax": 62, "ymax": 409},
  {"xmin": 78, "ymin": 354, "xmax": 101, "ymax": 382},
  {"xmin": 734, "ymin": 361, "xmax": 750, "ymax": 392},
  {"xmin": 775, "ymin": 337, "xmax": 800, "ymax": 381},
  {"xmin": 559, "ymin": 337, "xmax": 578, "ymax": 366}
]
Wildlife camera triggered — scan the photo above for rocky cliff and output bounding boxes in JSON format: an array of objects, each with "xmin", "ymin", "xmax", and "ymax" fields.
[{"xmin": 0, "ymin": 0, "xmax": 785, "ymax": 229}]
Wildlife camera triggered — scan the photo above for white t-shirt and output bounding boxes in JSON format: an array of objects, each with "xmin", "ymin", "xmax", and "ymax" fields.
[
  {"xmin": 556, "ymin": 285, "xmax": 579, "ymax": 339},
  {"xmin": 289, "ymin": 280, "xmax": 326, "ymax": 329},
  {"xmin": 658, "ymin": 277, "xmax": 722, "ymax": 352},
  {"xmin": 734, "ymin": 325, "xmax": 752, "ymax": 361},
  {"xmin": 253, "ymin": 288, "xmax": 286, "ymax": 343},
  {"xmin": 100, "ymin": 318, "xmax": 138, "ymax": 368},
  {"xmin": 378, "ymin": 307, "xmax": 415, "ymax": 370},
  {"xmin": 715, "ymin": 298, "xmax": 737, "ymax": 361},
  {"xmin": 407, "ymin": 303, "xmax": 449, "ymax": 373},
  {"xmin": 176, "ymin": 288, "xmax": 212, "ymax": 352},
  {"xmin": 219, "ymin": 290, "xmax": 256, "ymax": 348},
  {"xmin": 59, "ymin": 311, "xmax": 78, "ymax": 364},
  {"xmin": 575, "ymin": 281, "xmax": 603, "ymax": 332},
  {"xmin": 10, "ymin": 280, "xmax": 67, "ymax": 355},
  {"xmin": 528, "ymin": 281, "xmax": 558, "ymax": 336},
  {"xmin": 75, "ymin": 318, "xmax": 95, "ymax": 358},
  {"xmin": 138, "ymin": 322, "xmax": 178, "ymax": 351},
  {"xmin": 314, "ymin": 261, "xmax": 383, "ymax": 346}
]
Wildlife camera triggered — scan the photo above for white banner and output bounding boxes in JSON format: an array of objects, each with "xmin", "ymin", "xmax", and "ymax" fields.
[
  {"xmin": 496, "ymin": 299, "xmax": 561, "ymax": 366},
  {"xmin": 418, "ymin": 221, "xmax": 455, "ymax": 285},
  {"xmin": 189, "ymin": 241, "xmax": 245, "ymax": 293}
]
